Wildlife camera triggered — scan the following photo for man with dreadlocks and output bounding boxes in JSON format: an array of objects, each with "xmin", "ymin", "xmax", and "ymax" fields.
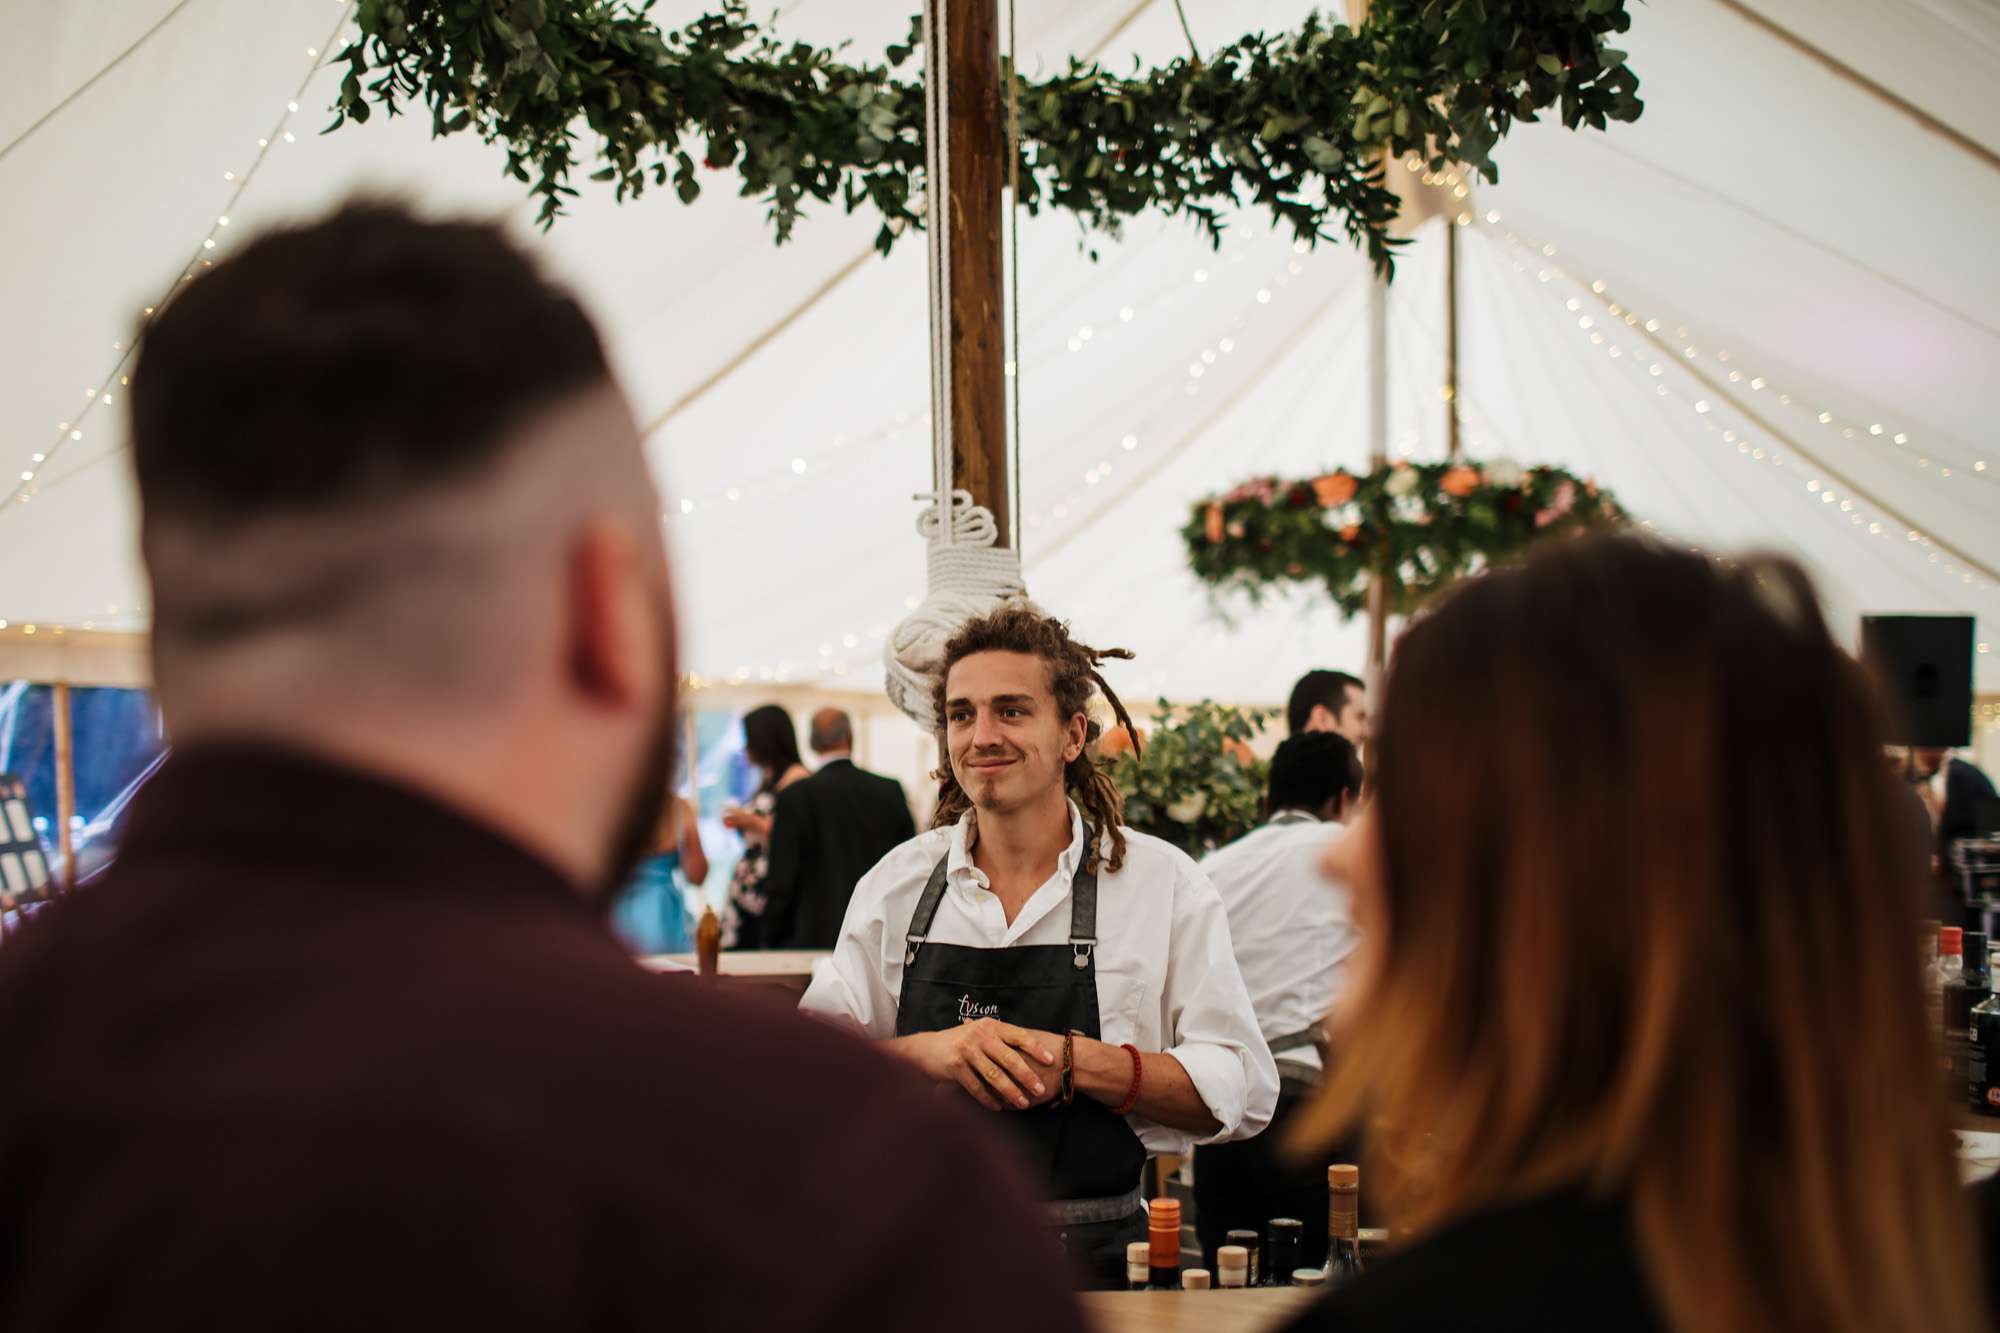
[{"xmin": 802, "ymin": 606, "xmax": 1278, "ymax": 1288}]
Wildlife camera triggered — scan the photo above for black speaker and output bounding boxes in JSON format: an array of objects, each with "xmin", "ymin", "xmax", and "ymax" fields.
[{"xmin": 1862, "ymin": 615, "xmax": 1973, "ymax": 747}]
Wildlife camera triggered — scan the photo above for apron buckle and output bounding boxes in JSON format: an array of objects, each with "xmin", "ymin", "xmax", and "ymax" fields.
[
  {"xmin": 905, "ymin": 934, "xmax": 926, "ymax": 966},
  {"xmin": 1071, "ymin": 941, "xmax": 1094, "ymax": 970}
]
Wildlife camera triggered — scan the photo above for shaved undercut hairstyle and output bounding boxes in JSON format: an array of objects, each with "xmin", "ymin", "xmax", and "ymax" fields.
[
  {"xmin": 131, "ymin": 201, "xmax": 620, "ymax": 702},
  {"xmin": 931, "ymin": 606, "xmax": 1139, "ymax": 874}
]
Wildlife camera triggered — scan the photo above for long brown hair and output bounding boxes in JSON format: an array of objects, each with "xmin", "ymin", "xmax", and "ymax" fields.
[
  {"xmin": 931, "ymin": 606, "xmax": 1139, "ymax": 874},
  {"xmin": 1296, "ymin": 535, "xmax": 1983, "ymax": 1333}
]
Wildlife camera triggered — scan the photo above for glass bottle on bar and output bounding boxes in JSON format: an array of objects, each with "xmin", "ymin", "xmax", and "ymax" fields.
[
  {"xmin": 1224, "ymin": 1228, "xmax": 1260, "ymax": 1287},
  {"xmin": 1148, "ymin": 1199, "xmax": 1183, "ymax": 1290},
  {"xmin": 1265, "ymin": 1218, "xmax": 1304, "ymax": 1288},
  {"xmin": 1946, "ymin": 931, "xmax": 1990, "ymax": 1101},
  {"xmin": 1938, "ymin": 927, "xmax": 1965, "ymax": 1081},
  {"xmin": 1216, "ymin": 1245, "xmax": 1250, "ymax": 1290},
  {"xmin": 1972, "ymin": 943, "xmax": 2000, "ymax": 1115},
  {"xmin": 1327, "ymin": 1164, "xmax": 1365, "ymax": 1286},
  {"xmin": 1126, "ymin": 1242, "xmax": 1150, "ymax": 1291},
  {"xmin": 1925, "ymin": 921, "xmax": 1945, "ymax": 1042},
  {"xmin": 1939, "ymin": 927, "xmax": 1965, "ymax": 991}
]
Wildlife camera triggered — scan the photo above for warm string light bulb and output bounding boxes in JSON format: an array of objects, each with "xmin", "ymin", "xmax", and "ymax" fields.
[
  {"xmin": 1479, "ymin": 217, "xmax": 1989, "ymax": 487},
  {"xmin": 668, "ymin": 233, "xmax": 1297, "ymax": 544},
  {"xmin": 1499, "ymin": 225, "xmax": 1975, "ymax": 586}
]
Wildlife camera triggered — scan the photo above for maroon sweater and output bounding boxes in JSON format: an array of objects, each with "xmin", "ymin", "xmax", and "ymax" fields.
[{"xmin": 0, "ymin": 745, "xmax": 1084, "ymax": 1332}]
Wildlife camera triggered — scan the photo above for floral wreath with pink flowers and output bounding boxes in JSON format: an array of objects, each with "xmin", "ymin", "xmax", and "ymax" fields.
[{"xmin": 1182, "ymin": 459, "xmax": 1626, "ymax": 619}]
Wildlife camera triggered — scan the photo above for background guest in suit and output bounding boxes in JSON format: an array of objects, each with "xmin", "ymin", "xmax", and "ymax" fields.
[
  {"xmin": 758, "ymin": 709, "xmax": 916, "ymax": 949},
  {"xmin": 718, "ymin": 704, "xmax": 809, "ymax": 949},
  {"xmin": 1284, "ymin": 537, "xmax": 1983, "ymax": 1333},
  {"xmin": 1911, "ymin": 746, "xmax": 1999, "ymax": 872}
]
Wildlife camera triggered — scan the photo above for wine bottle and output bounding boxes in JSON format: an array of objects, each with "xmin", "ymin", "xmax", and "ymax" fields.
[
  {"xmin": 1972, "ymin": 944, "xmax": 2000, "ymax": 1115},
  {"xmin": 1216, "ymin": 1245, "xmax": 1250, "ymax": 1290},
  {"xmin": 1265, "ymin": 1217, "xmax": 1303, "ymax": 1288},
  {"xmin": 1926, "ymin": 922, "xmax": 1947, "ymax": 1054},
  {"xmin": 1327, "ymin": 1164, "xmax": 1365, "ymax": 1286},
  {"xmin": 1126, "ymin": 1242, "xmax": 1150, "ymax": 1291},
  {"xmin": 1224, "ymin": 1228, "xmax": 1260, "ymax": 1286},
  {"xmin": 1947, "ymin": 931, "xmax": 1990, "ymax": 1100},
  {"xmin": 1148, "ymin": 1199, "xmax": 1183, "ymax": 1291}
]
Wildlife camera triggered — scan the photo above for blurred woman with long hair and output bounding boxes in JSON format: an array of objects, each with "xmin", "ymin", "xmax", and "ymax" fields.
[
  {"xmin": 718, "ymin": 704, "xmax": 808, "ymax": 949},
  {"xmin": 1285, "ymin": 536, "xmax": 1984, "ymax": 1333}
]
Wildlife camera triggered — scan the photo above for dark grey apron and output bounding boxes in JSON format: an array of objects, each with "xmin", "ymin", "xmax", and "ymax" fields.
[{"xmin": 892, "ymin": 850, "xmax": 1149, "ymax": 1225}]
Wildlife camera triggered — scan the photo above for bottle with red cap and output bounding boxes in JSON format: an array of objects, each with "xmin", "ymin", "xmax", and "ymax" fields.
[
  {"xmin": 1939, "ymin": 927, "xmax": 1965, "ymax": 984},
  {"xmin": 1148, "ymin": 1198, "xmax": 1184, "ymax": 1291},
  {"xmin": 1936, "ymin": 928, "xmax": 1964, "ymax": 1051}
]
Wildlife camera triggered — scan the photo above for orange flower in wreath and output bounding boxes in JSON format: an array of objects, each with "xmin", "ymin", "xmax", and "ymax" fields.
[
  {"xmin": 1098, "ymin": 724, "xmax": 1144, "ymax": 759},
  {"xmin": 1312, "ymin": 471, "xmax": 1358, "ymax": 508},
  {"xmin": 1204, "ymin": 503, "xmax": 1225, "ymax": 544},
  {"xmin": 1439, "ymin": 465, "xmax": 1481, "ymax": 498},
  {"xmin": 1221, "ymin": 737, "xmax": 1257, "ymax": 768}
]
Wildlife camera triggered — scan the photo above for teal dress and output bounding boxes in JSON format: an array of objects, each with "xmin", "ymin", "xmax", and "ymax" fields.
[{"xmin": 611, "ymin": 851, "xmax": 694, "ymax": 956}]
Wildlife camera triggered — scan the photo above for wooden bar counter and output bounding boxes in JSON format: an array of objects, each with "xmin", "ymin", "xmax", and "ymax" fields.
[
  {"xmin": 645, "ymin": 949, "xmax": 827, "ymax": 993},
  {"xmin": 1083, "ymin": 1287, "xmax": 1317, "ymax": 1332}
]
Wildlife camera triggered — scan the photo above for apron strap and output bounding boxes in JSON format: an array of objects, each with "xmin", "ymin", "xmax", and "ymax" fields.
[
  {"xmin": 1266, "ymin": 1026, "xmax": 1328, "ymax": 1055},
  {"xmin": 1269, "ymin": 1026, "xmax": 1329, "ymax": 1096},
  {"xmin": 902, "ymin": 826, "xmax": 1104, "ymax": 971},
  {"xmin": 903, "ymin": 856, "xmax": 952, "ymax": 967},
  {"xmin": 1068, "ymin": 850, "xmax": 1098, "ymax": 972}
]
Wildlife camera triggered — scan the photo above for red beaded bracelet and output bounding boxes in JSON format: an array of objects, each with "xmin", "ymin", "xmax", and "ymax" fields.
[{"xmin": 1112, "ymin": 1042, "xmax": 1143, "ymax": 1116}]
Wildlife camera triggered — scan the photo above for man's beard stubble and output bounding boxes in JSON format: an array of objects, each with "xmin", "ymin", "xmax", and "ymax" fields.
[{"xmin": 597, "ymin": 630, "xmax": 685, "ymax": 904}]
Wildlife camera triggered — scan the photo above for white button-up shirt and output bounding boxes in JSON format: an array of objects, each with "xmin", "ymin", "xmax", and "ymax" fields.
[
  {"xmin": 801, "ymin": 805, "xmax": 1279, "ymax": 1155},
  {"xmin": 1197, "ymin": 815, "xmax": 1358, "ymax": 1077}
]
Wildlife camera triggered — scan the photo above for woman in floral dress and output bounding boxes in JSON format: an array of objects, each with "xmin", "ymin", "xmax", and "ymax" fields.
[{"xmin": 718, "ymin": 704, "xmax": 809, "ymax": 949}]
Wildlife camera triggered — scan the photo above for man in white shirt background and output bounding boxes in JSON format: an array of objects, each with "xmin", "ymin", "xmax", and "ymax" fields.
[
  {"xmin": 1192, "ymin": 732, "xmax": 1365, "ymax": 1272},
  {"xmin": 801, "ymin": 605, "xmax": 1278, "ymax": 1288},
  {"xmin": 1286, "ymin": 669, "xmax": 1370, "ymax": 745}
]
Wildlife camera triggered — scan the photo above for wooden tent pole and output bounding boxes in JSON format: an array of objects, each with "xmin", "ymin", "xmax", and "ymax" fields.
[
  {"xmin": 1351, "ymin": 0, "xmax": 1392, "ymax": 686},
  {"xmin": 1444, "ymin": 217, "xmax": 1461, "ymax": 461},
  {"xmin": 941, "ymin": 0, "xmax": 1010, "ymax": 547},
  {"xmin": 51, "ymin": 681, "xmax": 75, "ymax": 889}
]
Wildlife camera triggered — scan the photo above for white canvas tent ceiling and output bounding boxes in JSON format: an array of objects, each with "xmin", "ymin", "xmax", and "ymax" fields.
[{"xmin": 2, "ymin": 0, "xmax": 1996, "ymax": 704}]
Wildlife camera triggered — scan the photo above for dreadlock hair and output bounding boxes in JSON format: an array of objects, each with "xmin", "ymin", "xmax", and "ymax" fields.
[{"xmin": 930, "ymin": 605, "xmax": 1140, "ymax": 874}]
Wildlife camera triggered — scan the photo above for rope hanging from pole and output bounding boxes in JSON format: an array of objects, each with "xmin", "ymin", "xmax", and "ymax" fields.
[{"xmin": 885, "ymin": 0, "xmax": 1028, "ymax": 733}]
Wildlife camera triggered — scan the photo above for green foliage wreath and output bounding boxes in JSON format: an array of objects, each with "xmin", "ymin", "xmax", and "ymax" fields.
[
  {"xmin": 1103, "ymin": 700, "xmax": 1271, "ymax": 856},
  {"xmin": 330, "ymin": 0, "xmax": 1642, "ymax": 271},
  {"xmin": 1184, "ymin": 459, "xmax": 1627, "ymax": 619}
]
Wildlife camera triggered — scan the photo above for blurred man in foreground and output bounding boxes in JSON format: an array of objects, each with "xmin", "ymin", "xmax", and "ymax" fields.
[{"xmin": 0, "ymin": 204, "xmax": 1082, "ymax": 1333}]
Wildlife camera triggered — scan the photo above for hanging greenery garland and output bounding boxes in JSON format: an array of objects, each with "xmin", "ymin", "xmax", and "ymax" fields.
[
  {"xmin": 330, "ymin": 0, "xmax": 1642, "ymax": 272},
  {"xmin": 1183, "ymin": 459, "xmax": 1627, "ymax": 619}
]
